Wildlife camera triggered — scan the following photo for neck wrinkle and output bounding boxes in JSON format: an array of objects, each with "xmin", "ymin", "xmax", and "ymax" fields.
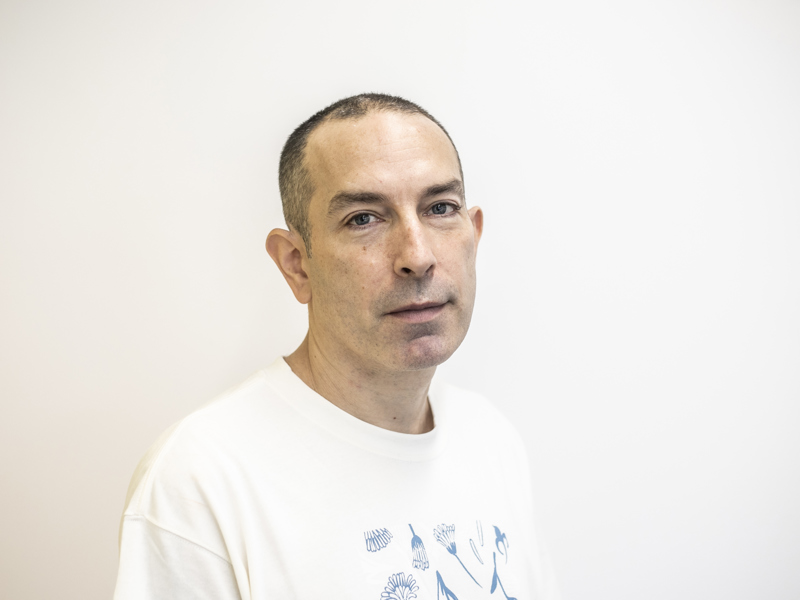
[{"xmin": 284, "ymin": 333, "xmax": 435, "ymax": 435}]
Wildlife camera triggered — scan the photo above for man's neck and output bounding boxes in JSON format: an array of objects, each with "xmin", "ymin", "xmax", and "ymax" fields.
[{"xmin": 283, "ymin": 335, "xmax": 435, "ymax": 435}]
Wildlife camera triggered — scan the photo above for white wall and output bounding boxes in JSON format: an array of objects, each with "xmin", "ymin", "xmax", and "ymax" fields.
[{"xmin": 1, "ymin": 1, "xmax": 798, "ymax": 598}]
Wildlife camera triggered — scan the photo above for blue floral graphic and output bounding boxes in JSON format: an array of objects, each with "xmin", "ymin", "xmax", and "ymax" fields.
[
  {"xmin": 493, "ymin": 526, "xmax": 509, "ymax": 563},
  {"xmin": 436, "ymin": 570, "xmax": 459, "ymax": 600},
  {"xmin": 408, "ymin": 524, "xmax": 429, "ymax": 570},
  {"xmin": 381, "ymin": 572, "xmax": 419, "ymax": 600},
  {"xmin": 365, "ymin": 528, "xmax": 393, "ymax": 552},
  {"xmin": 490, "ymin": 551, "xmax": 517, "ymax": 600},
  {"xmin": 433, "ymin": 524, "xmax": 481, "ymax": 588},
  {"xmin": 469, "ymin": 539, "xmax": 483, "ymax": 565},
  {"xmin": 470, "ymin": 520, "xmax": 484, "ymax": 564}
]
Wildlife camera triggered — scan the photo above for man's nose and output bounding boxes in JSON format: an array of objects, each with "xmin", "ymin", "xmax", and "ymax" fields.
[{"xmin": 392, "ymin": 218, "xmax": 436, "ymax": 278}]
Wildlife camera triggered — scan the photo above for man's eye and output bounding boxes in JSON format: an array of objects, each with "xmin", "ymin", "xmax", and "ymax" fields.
[
  {"xmin": 350, "ymin": 213, "xmax": 374, "ymax": 227},
  {"xmin": 430, "ymin": 202, "xmax": 454, "ymax": 215}
]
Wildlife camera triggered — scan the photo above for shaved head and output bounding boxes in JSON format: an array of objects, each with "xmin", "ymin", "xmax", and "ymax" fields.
[{"xmin": 278, "ymin": 93, "xmax": 463, "ymax": 256}]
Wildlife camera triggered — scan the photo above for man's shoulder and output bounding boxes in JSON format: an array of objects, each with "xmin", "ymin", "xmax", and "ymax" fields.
[
  {"xmin": 156, "ymin": 366, "xmax": 275, "ymax": 446},
  {"xmin": 122, "ymin": 364, "xmax": 288, "ymax": 514}
]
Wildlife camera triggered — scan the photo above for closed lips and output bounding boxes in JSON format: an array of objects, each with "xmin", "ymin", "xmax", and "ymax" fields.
[{"xmin": 389, "ymin": 302, "xmax": 446, "ymax": 314}]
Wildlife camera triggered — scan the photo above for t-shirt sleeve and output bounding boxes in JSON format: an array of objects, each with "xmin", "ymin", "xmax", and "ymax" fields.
[{"xmin": 114, "ymin": 515, "xmax": 241, "ymax": 600}]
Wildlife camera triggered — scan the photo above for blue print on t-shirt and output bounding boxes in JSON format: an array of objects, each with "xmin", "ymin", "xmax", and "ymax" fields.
[
  {"xmin": 469, "ymin": 520, "xmax": 484, "ymax": 565},
  {"xmin": 493, "ymin": 526, "xmax": 509, "ymax": 563},
  {"xmin": 365, "ymin": 528, "xmax": 393, "ymax": 552},
  {"xmin": 433, "ymin": 524, "xmax": 481, "ymax": 588},
  {"xmin": 364, "ymin": 519, "xmax": 518, "ymax": 599},
  {"xmin": 408, "ymin": 524, "xmax": 429, "ymax": 570},
  {"xmin": 490, "ymin": 551, "xmax": 516, "ymax": 600},
  {"xmin": 436, "ymin": 570, "xmax": 459, "ymax": 600},
  {"xmin": 381, "ymin": 572, "xmax": 419, "ymax": 600}
]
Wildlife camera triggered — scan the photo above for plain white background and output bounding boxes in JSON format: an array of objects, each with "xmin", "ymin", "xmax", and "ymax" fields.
[{"xmin": 1, "ymin": 0, "xmax": 798, "ymax": 598}]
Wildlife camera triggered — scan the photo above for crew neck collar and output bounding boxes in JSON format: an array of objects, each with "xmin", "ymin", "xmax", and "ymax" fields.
[{"xmin": 262, "ymin": 357, "xmax": 449, "ymax": 461}]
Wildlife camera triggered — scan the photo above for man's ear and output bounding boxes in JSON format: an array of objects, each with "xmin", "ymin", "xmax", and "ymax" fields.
[
  {"xmin": 266, "ymin": 228, "xmax": 312, "ymax": 304},
  {"xmin": 469, "ymin": 206, "xmax": 484, "ymax": 249}
]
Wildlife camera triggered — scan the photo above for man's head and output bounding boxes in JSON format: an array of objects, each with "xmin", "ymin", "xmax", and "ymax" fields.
[
  {"xmin": 267, "ymin": 94, "xmax": 482, "ymax": 374},
  {"xmin": 278, "ymin": 93, "xmax": 463, "ymax": 256}
]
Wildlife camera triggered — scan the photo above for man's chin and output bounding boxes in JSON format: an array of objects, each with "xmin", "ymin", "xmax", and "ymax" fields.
[{"xmin": 394, "ymin": 336, "xmax": 459, "ymax": 372}]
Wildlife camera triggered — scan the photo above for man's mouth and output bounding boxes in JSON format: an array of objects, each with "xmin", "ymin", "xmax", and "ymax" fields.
[{"xmin": 387, "ymin": 301, "xmax": 447, "ymax": 323}]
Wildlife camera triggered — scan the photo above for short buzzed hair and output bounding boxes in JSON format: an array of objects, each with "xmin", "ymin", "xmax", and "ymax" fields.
[{"xmin": 278, "ymin": 93, "xmax": 463, "ymax": 256}]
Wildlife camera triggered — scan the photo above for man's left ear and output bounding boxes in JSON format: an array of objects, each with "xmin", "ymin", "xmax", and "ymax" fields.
[{"xmin": 469, "ymin": 206, "xmax": 484, "ymax": 248}]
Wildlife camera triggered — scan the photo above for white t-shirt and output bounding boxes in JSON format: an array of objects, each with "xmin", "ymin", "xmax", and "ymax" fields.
[{"xmin": 114, "ymin": 358, "xmax": 558, "ymax": 599}]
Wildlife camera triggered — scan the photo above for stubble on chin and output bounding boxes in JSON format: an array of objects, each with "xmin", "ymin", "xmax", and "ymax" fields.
[{"xmin": 378, "ymin": 306, "xmax": 472, "ymax": 371}]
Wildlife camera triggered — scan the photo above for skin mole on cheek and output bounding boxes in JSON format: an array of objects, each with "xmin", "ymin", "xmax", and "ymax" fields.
[{"xmin": 363, "ymin": 246, "xmax": 367, "ymax": 252}]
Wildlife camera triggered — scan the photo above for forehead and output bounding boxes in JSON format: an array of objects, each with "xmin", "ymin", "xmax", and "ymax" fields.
[{"xmin": 304, "ymin": 111, "xmax": 461, "ymax": 199}]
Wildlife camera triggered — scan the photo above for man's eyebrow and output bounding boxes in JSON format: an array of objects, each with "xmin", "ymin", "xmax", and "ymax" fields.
[
  {"xmin": 327, "ymin": 191, "xmax": 390, "ymax": 217},
  {"xmin": 422, "ymin": 179, "xmax": 464, "ymax": 201}
]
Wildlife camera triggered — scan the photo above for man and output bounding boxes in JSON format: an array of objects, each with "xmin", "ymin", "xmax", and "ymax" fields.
[{"xmin": 114, "ymin": 94, "xmax": 558, "ymax": 599}]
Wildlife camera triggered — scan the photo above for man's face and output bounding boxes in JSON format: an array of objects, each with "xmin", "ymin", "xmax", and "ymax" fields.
[{"xmin": 301, "ymin": 111, "xmax": 483, "ymax": 374}]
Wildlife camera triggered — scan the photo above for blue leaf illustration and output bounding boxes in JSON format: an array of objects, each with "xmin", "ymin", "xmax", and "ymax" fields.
[
  {"xmin": 436, "ymin": 571, "xmax": 459, "ymax": 600},
  {"xmin": 490, "ymin": 551, "xmax": 517, "ymax": 600},
  {"xmin": 469, "ymin": 538, "xmax": 484, "ymax": 565}
]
